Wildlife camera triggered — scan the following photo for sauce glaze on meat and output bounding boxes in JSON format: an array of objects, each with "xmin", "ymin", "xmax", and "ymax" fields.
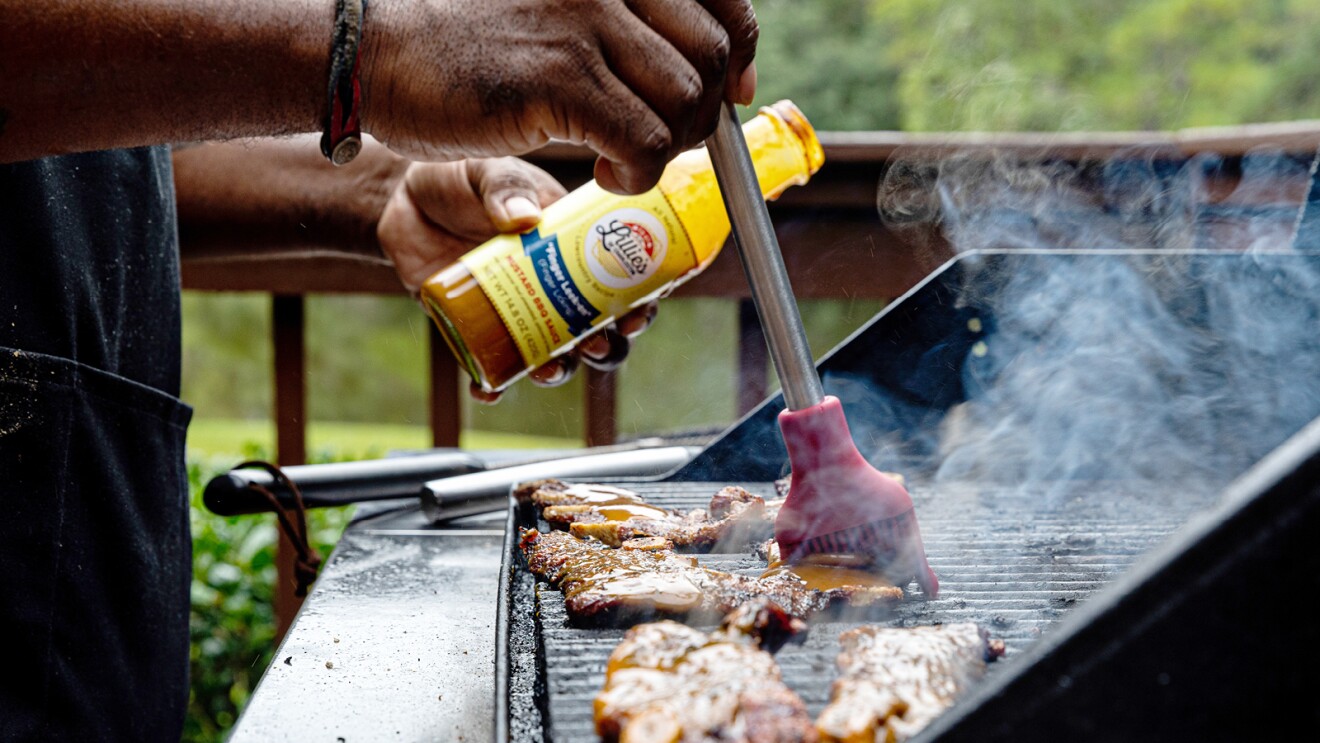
[{"xmin": 595, "ymin": 599, "xmax": 817, "ymax": 743}]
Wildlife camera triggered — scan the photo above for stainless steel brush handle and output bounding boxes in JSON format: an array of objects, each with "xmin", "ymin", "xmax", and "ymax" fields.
[{"xmin": 706, "ymin": 101, "xmax": 825, "ymax": 411}]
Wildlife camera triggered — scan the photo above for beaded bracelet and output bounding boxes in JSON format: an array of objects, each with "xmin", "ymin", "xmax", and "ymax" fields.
[{"xmin": 321, "ymin": 0, "xmax": 367, "ymax": 166}]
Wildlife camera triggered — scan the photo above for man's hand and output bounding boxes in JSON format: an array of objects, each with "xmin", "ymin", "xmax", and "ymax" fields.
[
  {"xmin": 4, "ymin": 0, "xmax": 755, "ymax": 175},
  {"xmin": 362, "ymin": 0, "xmax": 758, "ymax": 195},
  {"xmin": 377, "ymin": 157, "xmax": 659, "ymax": 402},
  {"xmin": 378, "ymin": 157, "xmax": 565, "ymax": 293},
  {"xmin": 175, "ymin": 141, "xmax": 658, "ymax": 403}
]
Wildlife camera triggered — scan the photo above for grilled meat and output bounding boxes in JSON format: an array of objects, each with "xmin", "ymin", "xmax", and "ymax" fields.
[
  {"xmin": 620, "ymin": 536, "xmax": 675, "ymax": 551},
  {"xmin": 595, "ymin": 599, "xmax": 816, "ymax": 743},
  {"xmin": 520, "ymin": 474, "xmax": 906, "ymax": 554},
  {"xmin": 715, "ymin": 596, "xmax": 808, "ymax": 655},
  {"xmin": 816, "ymin": 623, "xmax": 1005, "ymax": 743},
  {"xmin": 519, "ymin": 529, "xmax": 902, "ymax": 623},
  {"xmin": 520, "ymin": 480, "xmax": 665, "ymax": 514},
  {"xmin": 520, "ymin": 479, "xmax": 774, "ymax": 551}
]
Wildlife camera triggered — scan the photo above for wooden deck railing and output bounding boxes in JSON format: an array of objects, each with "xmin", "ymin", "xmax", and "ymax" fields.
[
  {"xmin": 181, "ymin": 124, "xmax": 1320, "ymax": 629},
  {"xmin": 182, "ymin": 122, "xmax": 1320, "ymax": 454}
]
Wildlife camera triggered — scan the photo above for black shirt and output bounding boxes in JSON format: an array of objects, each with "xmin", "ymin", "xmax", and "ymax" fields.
[
  {"xmin": 0, "ymin": 146, "xmax": 181, "ymax": 396},
  {"xmin": 0, "ymin": 147, "xmax": 191, "ymax": 742}
]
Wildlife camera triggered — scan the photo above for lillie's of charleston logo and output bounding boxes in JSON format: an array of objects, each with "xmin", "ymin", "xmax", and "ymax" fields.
[{"xmin": 585, "ymin": 208, "xmax": 668, "ymax": 289}]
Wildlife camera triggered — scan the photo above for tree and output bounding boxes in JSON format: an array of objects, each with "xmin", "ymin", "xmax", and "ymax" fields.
[
  {"xmin": 868, "ymin": 0, "xmax": 1320, "ymax": 132},
  {"xmin": 749, "ymin": 0, "xmax": 903, "ymax": 130}
]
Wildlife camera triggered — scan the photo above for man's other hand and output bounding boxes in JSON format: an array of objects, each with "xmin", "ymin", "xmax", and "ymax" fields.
[{"xmin": 377, "ymin": 157, "xmax": 659, "ymax": 403}]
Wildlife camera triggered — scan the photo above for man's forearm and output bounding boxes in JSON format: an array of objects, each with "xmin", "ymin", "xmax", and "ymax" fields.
[
  {"xmin": 0, "ymin": 0, "xmax": 328, "ymax": 163},
  {"xmin": 173, "ymin": 136, "xmax": 405, "ymax": 259}
]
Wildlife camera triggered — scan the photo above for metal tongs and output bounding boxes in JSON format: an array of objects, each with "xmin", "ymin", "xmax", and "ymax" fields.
[{"xmin": 705, "ymin": 103, "xmax": 938, "ymax": 595}]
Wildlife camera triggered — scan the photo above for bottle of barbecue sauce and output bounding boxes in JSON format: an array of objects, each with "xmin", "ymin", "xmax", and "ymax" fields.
[{"xmin": 420, "ymin": 100, "xmax": 824, "ymax": 394}]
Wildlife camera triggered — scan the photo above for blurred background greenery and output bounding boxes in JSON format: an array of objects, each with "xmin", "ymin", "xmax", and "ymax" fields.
[
  {"xmin": 184, "ymin": 0, "xmax": 1320, "ymax": 739},
  {"xmin": 749, "ymin": 0, "xmax": 1320, "ymax": 132}
]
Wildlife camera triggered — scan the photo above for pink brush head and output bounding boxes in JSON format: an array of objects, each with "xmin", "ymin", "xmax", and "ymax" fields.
[{"xmin": 773, "ymin": 396, "xmax": 939, "ymax": 597}]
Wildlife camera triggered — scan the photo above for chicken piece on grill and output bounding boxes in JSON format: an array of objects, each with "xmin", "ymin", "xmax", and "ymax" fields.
[
  {"xmin": 815, "ymin": 623, "xmax": 1006, "ymax": 743},
  {"xmin": 518, "ymin": 479, "xmax": 774, "ymax": 551},
  {"xmin": 620, "ymin": 536, "xmax": 675, "ymax": 551},
  {"xmin": 519, "ymin": 529, "xmax": 903, "ymax": 623},
  {"xmin": 521, "ymin": 476, "xmax": 902, "ymax": 556},
  {"xmin": 595, "ymin": 598, "xmax": 817, "ymax": 743}
]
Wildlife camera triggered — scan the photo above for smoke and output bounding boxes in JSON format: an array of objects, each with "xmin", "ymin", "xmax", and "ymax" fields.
[{"xmin": 863, "ymin": 145, "xmax": 1320, "ymax": 501}]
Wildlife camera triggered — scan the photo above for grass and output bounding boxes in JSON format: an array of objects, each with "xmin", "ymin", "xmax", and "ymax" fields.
[{"xmin": 185, "ymin": 418, "xmax": 582, "ymax": 462}]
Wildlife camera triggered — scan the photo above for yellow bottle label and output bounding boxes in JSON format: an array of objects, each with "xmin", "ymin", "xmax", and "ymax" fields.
[{"xmin": 461, "ymin": 184, "xmax": 695, "ymax": 367}]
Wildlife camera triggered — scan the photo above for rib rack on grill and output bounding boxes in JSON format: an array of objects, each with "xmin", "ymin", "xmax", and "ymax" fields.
[
  {"xmin": 816, "ymin": 623, "xmax": 1006, "ymax": 743},
  {"xmin": 595, "ymin": 599, "xmax": 816, "ymax": 743},
  {"xmin": 519, "ymin": 528, "xmax": 903, "ymax": 623}
]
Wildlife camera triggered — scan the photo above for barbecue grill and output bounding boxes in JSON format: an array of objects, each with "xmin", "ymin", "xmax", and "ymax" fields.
[
  {"xmin": 230, "ymin": 158, "xmax": 1320, "ymax": 740},
  {"xmin": 497, "ymin": 248, "xmax": 1320, "ymax": 742}
]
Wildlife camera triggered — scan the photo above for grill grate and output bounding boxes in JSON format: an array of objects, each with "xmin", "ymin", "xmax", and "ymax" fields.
[{"xmin": 500, "ymin": 479, "xmax": 1220, "ymax": 742}]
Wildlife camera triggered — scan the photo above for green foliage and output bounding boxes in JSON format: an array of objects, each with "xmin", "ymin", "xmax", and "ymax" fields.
[
  {"xmin": 181, "ymin": 294, "xmax": 271, "ymax": 421},
  {"xmin": 184, "ymin": 419, "xmax": 582, "ymax": 461},
  {"xmin": 1096, "ymin": 0, "xmax": 1286, "ymax": 128},
  {"xmin": 184, "ymin": 447, "xmax": 353, "ymax": 743},
  {"xmin": 305, "ymin": 295, "xmax": 429, "ymax": 424},
  {"xmin": 615, "ymin": 299, "xmax": 738, "ymax": 437},
  {"xmin": 874, "ymin": 0, "xmax": 1146, "ymax": 131},
  {"xmin": 1244, "ymin": 1, "xmax": 1320, "ymax": 121},
  {"xmin": 750, "ymin": 0, "xmax": 903, "ymax": 129},
  {"xmin": 873, "ymin": 0, "xmax": 1320, "ymax": 132},
  {"xmin": 185, "ymin": 454, "xmax": 276, "ymax": 742}
]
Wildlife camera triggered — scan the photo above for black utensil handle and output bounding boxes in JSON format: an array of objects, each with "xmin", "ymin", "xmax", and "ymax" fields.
[{"xmin": 203, "ymin": 452, "xmax": 485, "ymax": 516}]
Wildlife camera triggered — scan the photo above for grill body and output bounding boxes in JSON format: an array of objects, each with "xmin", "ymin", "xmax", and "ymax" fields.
[
  {"xmin": 497, "ymin": 250, "xmax": 1320, "ymax": 741},
  {"xmin": 921, "ymin": 419, "xmax": 1320, "ymax": 741}
]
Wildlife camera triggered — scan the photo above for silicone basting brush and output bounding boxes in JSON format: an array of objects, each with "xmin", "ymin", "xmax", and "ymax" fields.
[{"xmin": 705, "ymin": 102, "xmax": 938, "ymax": 596}]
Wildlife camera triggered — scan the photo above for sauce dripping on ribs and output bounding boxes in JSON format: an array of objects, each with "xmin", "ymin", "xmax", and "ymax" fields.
[
  {"xmin": 760, "ymin": 558, "xmax": 895, "ymax": 593},
  {"xmin": 519, "ymin": 529, "xmax": 903, "ymax": 623}
]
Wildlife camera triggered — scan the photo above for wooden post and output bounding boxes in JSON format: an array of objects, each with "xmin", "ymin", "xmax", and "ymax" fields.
[
  {"xmin": 584, "ymin": 367, "xmax": 617, "ymax": 447},
  {"xmin": 737, "ymin": 298, "xmax": 770, "ymax": 415},
  {"xmin": 428, "ymin": 324, "xmax": 462, "ymax": 448},
  {"xmin": 272, "ymin": 294, "xmax": 306, "ymax": 642}
]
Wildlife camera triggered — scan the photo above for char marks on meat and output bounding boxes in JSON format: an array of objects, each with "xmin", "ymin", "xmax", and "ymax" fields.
[
  {"xmin": 595, "ymin": 599, "xmax": 817, "ymax": 743},
  {"xmin": 520, "ymin": 479, "xmax": 775, "ymax": 551},
  {"xmin": 816, "ymin": 623, "xmax": 1005, "ymax": 743},
  {"xmin": 519, "ymin": 529, "xmax": 902, "ymax": 623}
]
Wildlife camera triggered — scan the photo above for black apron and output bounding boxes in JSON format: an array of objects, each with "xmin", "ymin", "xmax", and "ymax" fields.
[{"xmin": 0, "ymin": 147, "xmax": 192, "ymax": 742}]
